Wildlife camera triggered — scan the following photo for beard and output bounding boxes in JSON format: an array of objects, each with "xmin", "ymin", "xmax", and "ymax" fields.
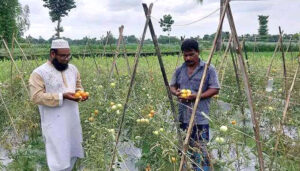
[{"xmin": 52, "ymin": 58, "xmax": 69, "ymax": 71}]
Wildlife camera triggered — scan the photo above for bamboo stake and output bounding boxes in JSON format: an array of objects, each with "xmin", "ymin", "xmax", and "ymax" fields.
[
  {"xmin": 109, "ymin": 40, "xmax": 120, "ymax": 77},
  {"xmin": 229, "ymin": 44, "xmax": 247, "ymax": 144},
  {"xmin": 108, "ymin": 4, "xmax": 153, "ymax": 171},
  {"xmin": 86, "ymin": 40, "xmax": 102, "ymax": 75},
  {"xmin": 217, "ymin": 35, "xmax": 232, "ymax": 75},
  {"xmin": 226, "ymin": 4, "xmax": 265, "ymax": 170},
  {"xmin": 109, "ymin": 26, "xmax": 124, "ymax": 79},
  {"xmin": 269, "ymin": 56, "xmax": 299, "ymax": 171},
  {"xmin": 266, "ymin": 34, "xmax": 282, "ymax": 78},
  {"xmin": 242, "ymin": 36, "xmax": 250, "ymax": 73},
  {"xmin": 2, "ymin": 39, "xmax": 30, "ymax": 97},
  {"xmin": 102, "ymin": 31, "xmax": 111, "ymax": 73},
  {"xmin": 142, "ymin": 2, "xmax": 183, "ymax": 150},
  {"xmin": 14, "ymin": 37, "xmax": 29, "ymax": 72},
  {"xmin": 179, "ymin": 0, "xmax": 230, "ymax": 170},
  {"xmin": 279, "ymin": 27, "xmax": 288, "ymax": 99},
  {"xmin": 219, "ymin": 52, "xmax": 229, "ymax": 87},
  {"xmin": 11, "ymin": 34, "xmax": 15, "ymax": 95},
  {"xmin": 121, "ymin": 35, "xmax": 132, "ymax": 76}
]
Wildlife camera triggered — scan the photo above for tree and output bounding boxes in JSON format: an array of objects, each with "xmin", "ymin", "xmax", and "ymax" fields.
[
  {"xmin": 258, "ymin": 15, "xmax": 269, "ymax": 41},
  {"xmin": 124, "ymin": 35, "xmax": 138, "ymax": 44},
  {"xmin": 17, "ymin": 4, "xmax": 30, "ymax": 37},
  {"xmin": 42, "ymin": 0, "xmax": 76, "ymax": 38},
  {"xmin": 0, "ymin": 0, "xmax": 19, "ymax": 43},
  {"xmin": 159, "ymin": 14, "xmax": 174, "ymax": 44}
]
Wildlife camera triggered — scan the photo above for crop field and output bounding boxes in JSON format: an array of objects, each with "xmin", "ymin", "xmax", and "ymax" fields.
[{"xmin": 0, "ymin": 46, "xmax": 299, "ymax": 170}]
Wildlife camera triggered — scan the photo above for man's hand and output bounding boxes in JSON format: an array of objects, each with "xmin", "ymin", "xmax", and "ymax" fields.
[
  {"xmin": 81, "ymin": 96, "xmax": 89, "ymax": 102},
  {"xmin": 63, "ymin": 92, "xmax": 81, "ymax": 102},
  {"xmin": 179, "ymin": 93, "xmax": 196, "ymax": 103},
  {"xmin": 170, "ymin": 86, "xmax": 181, "ymax": 97}
]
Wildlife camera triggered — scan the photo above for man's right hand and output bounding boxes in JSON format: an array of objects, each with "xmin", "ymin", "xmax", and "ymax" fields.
[
  {"xmin": 170, "ymin": 86, "xmax": 181, "ymax": 97},
  {"xmin": 63, "ymin": 92, "xmax": 81, "ymax": 102},
  {"xmin": 175, "ymin": 89, "xmax": 181, "ymax": 96}
]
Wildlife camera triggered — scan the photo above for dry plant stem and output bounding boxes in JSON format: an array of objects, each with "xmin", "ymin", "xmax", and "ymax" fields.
[
  {"xmin": 266, "ymin": 34, "xmax": 282, "ymax": 78},
  {"xmin": 217, "ymin": 35, "xmax": 232, "ymax": 75},
  {"xmin": 142, "ymin": 2, "xmax": 183, "ymax": 150},
  {"xmin": 102, "ymin": 31, "xmax": 111, "ymax": 73},
  {"xmin": 121, "ymin": 35, "xmax": 131, "ymax": 76},
  {"xmin": 229, "ymin": 45, "xmax": 247, "ymax": 145},
  {"xmin": 226, "ymin": 4, "xmax": 265, "ymax": 170},
  {"xmin": 109, "ymin": 25, "xmax": 124, "ymax": 79},
  {"xmin": 279, "ymin": 27, "xmax": 288, "ymax": 99}
]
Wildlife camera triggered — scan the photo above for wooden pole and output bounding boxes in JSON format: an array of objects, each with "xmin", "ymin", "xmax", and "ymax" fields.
[
  {"xmin": 102, "ymin": 31, "xmax": 111, "ymax": 73},
  {"xmin": 229, "ymin": 44, "xmax": 247, "ymax": 144},
  {"xmin": 179, "ymin": 0, "xmax": 230, "ymax": 170},
  {"xmin": 217, "ymin": 35, "xmax": 232, "ymax": 75},
  {"xmin": 121, "ymin": 35, "xmax": 132, "ymax": 76},
  {"xmin": 87, "ymin": 42, "xmax": 102, "ymax": 75},
  {"xmin": 11, "ymin": 34, "xmax": 15, "ymax": 95},
  {"xmin": 269, "ymin": 56, "xmax": 299, "ymax": 171},
  {"xmin": 142, "ymin": 2, "xmax": 183, "ymax": 149},
  {"xmin": 266, "ymin": 34, "xmax": 282, "ymax": 78},
  {"xmin": 279, "ymin": 27, "xmax": 288, "ymax": 99},
  {"xmin": 14, "ymin": 37, "xmax": 29, "ymax": 72},
  {"xmin": 226, "ymin": 4, "xmax": 265, "ymax": 170},
  {"xmin": 109, "ymin": 26, "xmax": 124, "ymax": 79},
  {"xmin": 242, "ymin": 36, "xmax": 250, "ymax": 73},
  {"xmin": 109, "ymin": 39, "xmax": 119, "ymax": 76},
  {"xmin": 108, "ymin": 4, "xmax": 153, "ymax": 171}
]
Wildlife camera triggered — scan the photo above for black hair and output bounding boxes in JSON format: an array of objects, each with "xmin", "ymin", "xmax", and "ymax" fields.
[
  {"xmin": 50, "ymin": 48, "xmax": 58, "ymax": 54},
  {"xmin": 181, "ymin": 39, "xmax": 199, "ymax": 52}
]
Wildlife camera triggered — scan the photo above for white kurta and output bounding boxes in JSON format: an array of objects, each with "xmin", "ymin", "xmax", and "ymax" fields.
[{"xmin": 30, "ymin": 62, "xmax": 84, "ymax": 171}]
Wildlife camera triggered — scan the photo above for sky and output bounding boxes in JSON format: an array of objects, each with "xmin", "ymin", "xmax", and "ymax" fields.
[{"xmin": 19, "ymin": 0, "xmax": 300, "ymax": 40}]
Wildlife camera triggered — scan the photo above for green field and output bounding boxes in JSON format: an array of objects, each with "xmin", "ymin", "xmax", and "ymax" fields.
[{"xmin": 0, "ymin": 49, "xmax": 299, "ymax": 170}]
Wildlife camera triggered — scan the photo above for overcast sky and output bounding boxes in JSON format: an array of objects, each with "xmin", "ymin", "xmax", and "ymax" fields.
[{"xmin": 19, "ymin": 0, "xmax": 300, "ymax": 39}]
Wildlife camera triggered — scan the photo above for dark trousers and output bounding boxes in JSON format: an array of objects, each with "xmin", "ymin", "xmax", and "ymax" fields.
[{"xmin": 180, "ymin": 122, "xmax": 210, "ymax": 168}]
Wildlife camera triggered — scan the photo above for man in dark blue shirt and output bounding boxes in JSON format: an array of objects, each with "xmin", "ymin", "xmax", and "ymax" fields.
[{"xmin": 170, "ymin": 39, "xmax": 220, "ymax": 171}]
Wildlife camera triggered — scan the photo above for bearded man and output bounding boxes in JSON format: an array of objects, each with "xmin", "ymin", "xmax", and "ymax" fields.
[{"xmin": 29, "ymin": 39, "xmax": 86, "ymax": 171}]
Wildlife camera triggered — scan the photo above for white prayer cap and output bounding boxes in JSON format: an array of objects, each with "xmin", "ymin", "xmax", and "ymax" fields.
[{"xmin": 51, "ymin": 39, "xmax": 70, "ymax": 49}]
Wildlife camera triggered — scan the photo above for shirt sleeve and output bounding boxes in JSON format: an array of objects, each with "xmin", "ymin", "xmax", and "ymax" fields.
[
  {"xmin": 76, "ymin": 70, "xmax": 84, "ymax": 92},
  {"xmin": 29, "ymin": 72, "xmax": 63, "ymax": 107},
  {"xmin": 208, "ymin": 66, "xmax": 220, "ymax": 89}
]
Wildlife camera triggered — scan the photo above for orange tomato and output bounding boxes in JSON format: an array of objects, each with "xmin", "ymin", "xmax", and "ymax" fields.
[
  {"xmin": 231, "ymin": 120, "xmax": 236, "ymax": 125},
  {"xmin": 74, "ymin": 92, "xmax": 81, "ymax": 98},
  {"xmin": 148, "ymin": 113, "xmax": 154, "ymax": 118},
  {"xmin": 81, "ymin": 92, "xmax": 88, "ymax": 99}
]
